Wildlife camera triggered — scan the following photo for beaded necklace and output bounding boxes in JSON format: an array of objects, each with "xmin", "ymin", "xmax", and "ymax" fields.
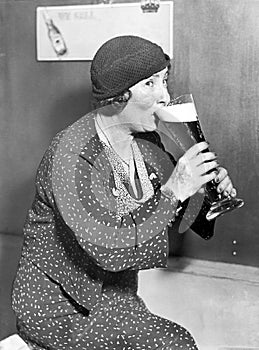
[{"xmin": 95, "ymin": 115, "xmax": 154, "ymax": 219}]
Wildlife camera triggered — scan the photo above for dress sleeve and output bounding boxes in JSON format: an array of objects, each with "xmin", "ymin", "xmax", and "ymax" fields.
[{"xmin": 47, "ymin": 117, "xmax": 178, "ymax": 272}]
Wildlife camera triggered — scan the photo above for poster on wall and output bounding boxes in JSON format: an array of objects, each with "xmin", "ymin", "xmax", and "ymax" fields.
[{"xmin": 36, "ymin": 2, "xmax": 173, "ymax": 61}]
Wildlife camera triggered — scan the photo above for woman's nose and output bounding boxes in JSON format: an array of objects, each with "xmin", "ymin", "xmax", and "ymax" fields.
[{"xmin": 157, "ymin": 85, "xmax": 170, "ymax": 107}]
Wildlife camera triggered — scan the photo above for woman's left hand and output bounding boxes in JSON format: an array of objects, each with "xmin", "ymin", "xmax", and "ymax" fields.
[{"xmin": 214, "ymin": 166, "xmax": 237, "ymax": 197}]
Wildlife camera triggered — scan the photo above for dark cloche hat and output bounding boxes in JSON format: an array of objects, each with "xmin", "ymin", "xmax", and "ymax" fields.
[{"xmin": 90, "ymin": 35, "xmax": 170, "ymax": 102}]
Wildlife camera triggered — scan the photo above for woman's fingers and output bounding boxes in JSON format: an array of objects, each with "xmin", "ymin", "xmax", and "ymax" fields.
[
  {"xmin": 216, "ymin": 171, "xmax": 234, "ymax": 195},
  {"xmin": 214, "ymin": 166, "xmax": 228, "ymax": 183},
  {"xmin": 198, "ymin": 160, "xmax": 219, "ymax": 176},
  {"xmin": 223, "ymin": 183, "xmax": 234, "ymax": 197},
  {"xmin": 195, "ymin": 151, "xmax": 217, "ymax": 166},
  {"xmin": 215, "ymin": 167, "xmax": 237, "ymax": 197},
  {"xmin": 185, "ymin": 142, "xmax": 209, "ymax": 159},
  {"xmin": 217, "ymin": 176, "xmax": 233, "ymax": 194},
  {"xmin": 173, "ymin": 149, "xmax": 237, "ymax": 201},
  {"xmin": 230, "ymin": 188, "xmax": 237, "ymax": 198},
  {"xmin": 201, "ymin": 171, "xmax": 217, "ymax": 186}
]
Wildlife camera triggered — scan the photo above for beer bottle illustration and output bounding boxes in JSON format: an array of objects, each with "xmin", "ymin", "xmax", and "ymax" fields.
[{"xmin": 42, "ymin": 10, "xmax": 67, "ymax": 57}]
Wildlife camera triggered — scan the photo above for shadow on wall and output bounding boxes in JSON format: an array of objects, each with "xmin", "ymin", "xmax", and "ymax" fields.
[
  {"xmin": 0, "ymin": 177, "xmax": 35, "ymax": 236},
  {"xmin": 0, "ymin": 234, "xmax": 23, "ymax": 339},
  {"xmin": 1, "ymin": 86, "xmax": 92, "ymax": 236},
  {"xmin": 45, "ymin": 86, "xmax": 93, "ymax": 137}
]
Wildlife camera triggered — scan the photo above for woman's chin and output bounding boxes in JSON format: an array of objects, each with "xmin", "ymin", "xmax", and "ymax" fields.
[{"xmin": 143, "ymin": 123, "xmax": 157, "ymax": 132}]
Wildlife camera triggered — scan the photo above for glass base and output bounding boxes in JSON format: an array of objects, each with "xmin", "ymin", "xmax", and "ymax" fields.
[{"xmin": 206, "ymin": 197, "xmax": 244, "ymax": 221}]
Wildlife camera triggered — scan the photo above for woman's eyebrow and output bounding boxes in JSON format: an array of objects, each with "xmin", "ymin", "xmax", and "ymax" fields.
[{"xmin": 152, "ymin": 71, "xmax": 168, "ymax": 78}]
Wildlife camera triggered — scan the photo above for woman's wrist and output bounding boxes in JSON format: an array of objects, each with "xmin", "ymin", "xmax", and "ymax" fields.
[
  {"xmin": 160, "ymin": 185, "xmax": 183, "ymax": 227},
  {"xmin": 160, "ymin": 184, "xmax": 182, "ymax": 208}
]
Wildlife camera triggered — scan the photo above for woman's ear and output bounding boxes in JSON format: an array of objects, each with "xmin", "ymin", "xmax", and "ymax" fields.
[{"xmin": 111, "ymin": 90, "xmax": 132, "ymax": 112}]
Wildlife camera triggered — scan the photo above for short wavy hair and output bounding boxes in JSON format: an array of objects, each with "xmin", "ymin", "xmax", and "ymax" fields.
[{"xmin": 92, "ymin": 90, "xmax": 132, "ymax": 115}]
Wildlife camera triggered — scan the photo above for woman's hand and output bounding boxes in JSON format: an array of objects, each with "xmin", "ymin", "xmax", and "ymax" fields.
[
  {"xmin": 162, "ymin": 142, "xmax": 218, "ymax": 202},
  {"xmin": 214, "ymin": 166, "xmax": 237, "ymax": 198}
]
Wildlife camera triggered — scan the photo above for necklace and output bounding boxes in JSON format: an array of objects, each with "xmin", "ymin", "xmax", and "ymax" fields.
[
  {"xmin": 95, "ymin": 115, "xmax": 154, "ymax": 220},
  {"xmin": 95, "ymin": 115, "xmax": 132, "ymax": 167}
]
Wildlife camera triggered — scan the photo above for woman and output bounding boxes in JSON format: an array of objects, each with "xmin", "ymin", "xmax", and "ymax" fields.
[{"xmin": 12, "ymin": 35, "xmax": 236, "ymax": 349}]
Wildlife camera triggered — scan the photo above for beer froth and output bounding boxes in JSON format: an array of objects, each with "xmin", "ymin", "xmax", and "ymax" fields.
[{"xmin": 156, "ymin": 102, "xmax": 198, "ymax": 123}]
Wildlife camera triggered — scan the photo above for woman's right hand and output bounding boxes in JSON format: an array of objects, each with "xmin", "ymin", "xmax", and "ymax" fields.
[{"xmin": 162, "ymin": 142, "xmax": 218, "ymax": 203}]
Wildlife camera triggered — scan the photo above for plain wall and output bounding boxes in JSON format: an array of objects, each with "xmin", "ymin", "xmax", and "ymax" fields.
[
  {"xmin": 0, "ymin": 0, "xmax": 258, "ymax": 266},
  {"xmin": 169, "ymin": 0, "xmax": 259, "ymax": 267}
]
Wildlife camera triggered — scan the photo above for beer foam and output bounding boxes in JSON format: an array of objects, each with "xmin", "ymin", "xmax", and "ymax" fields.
[{"xmin": 156, "ymin": 102, "xmax": 198, "ymax": 122}]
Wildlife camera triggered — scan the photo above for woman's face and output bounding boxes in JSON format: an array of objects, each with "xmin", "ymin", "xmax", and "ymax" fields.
[{"xmin": 120, "ymin": 67, "xmax": 170, "ymax": 133}]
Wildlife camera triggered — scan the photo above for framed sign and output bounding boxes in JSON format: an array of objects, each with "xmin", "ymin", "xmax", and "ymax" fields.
[{"xmin": 36, "ymin": 2, "xmax": 173, "ymax": 61}]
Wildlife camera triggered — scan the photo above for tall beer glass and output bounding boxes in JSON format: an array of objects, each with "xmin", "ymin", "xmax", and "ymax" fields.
[{"xmin": 156, "ymin": 94, "xmax": 244, "ymax": 221}]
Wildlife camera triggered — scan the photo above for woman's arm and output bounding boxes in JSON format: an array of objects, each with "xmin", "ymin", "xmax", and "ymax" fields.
[{"xmin": 37, "ymin": 127, "xmax": 178, "ymax": 273}]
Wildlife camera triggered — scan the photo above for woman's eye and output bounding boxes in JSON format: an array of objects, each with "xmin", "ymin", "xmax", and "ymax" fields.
[{"xmin": 145, "ymin": 80, "xmax": 154, "ymax": 87}]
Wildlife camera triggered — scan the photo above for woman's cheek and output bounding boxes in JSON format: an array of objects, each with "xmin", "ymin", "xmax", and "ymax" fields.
[{"xmin": 131, "ymin": 88, "xmax": 156, "ymax": 109}]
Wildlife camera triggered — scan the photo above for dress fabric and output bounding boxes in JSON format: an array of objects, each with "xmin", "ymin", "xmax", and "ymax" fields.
[
  {"xmin": 13, "ymin": 261, "xmax": 197, "ymax": 350},
  {"xmin": 12, "ymin": 112, "xmax": 214, "ymax": 349}
]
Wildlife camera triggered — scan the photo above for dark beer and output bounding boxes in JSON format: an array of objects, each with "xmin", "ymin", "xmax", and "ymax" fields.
[{"xmin": 156, "ymin": 94, "xmax": 244, "ymax": 220}]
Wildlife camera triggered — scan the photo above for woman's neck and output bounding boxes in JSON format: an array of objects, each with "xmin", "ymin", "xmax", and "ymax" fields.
[{"xmin": 95, "ymin": 113, "xmax": 133, "ymax": 163}]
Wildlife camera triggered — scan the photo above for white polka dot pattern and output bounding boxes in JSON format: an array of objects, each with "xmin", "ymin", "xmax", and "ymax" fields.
[
  {"xmin": 11, "ymin": 112, "xmax": 211, "ymax": 349},
  {"xmin": 12, "ymin": 261, "xmax": 198, "ymax": 349}
]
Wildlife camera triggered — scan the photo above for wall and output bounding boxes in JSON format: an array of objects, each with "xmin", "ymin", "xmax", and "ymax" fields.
[
  {"xmin": 0, "ymin": 0, "xmax": 258, "ymax": 266},
  {"xmin": 0, "ymin": 0, "xmax": 94, "ymax": 234},
  {"xmin": 170, "ymin": 0, "xmax": 259, "ymax": 267}
]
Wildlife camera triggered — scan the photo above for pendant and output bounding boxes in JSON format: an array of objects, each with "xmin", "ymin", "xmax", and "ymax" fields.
[
  {"xmin": 112, "ymin": 187, "xmax": 119, "ymax": 197},
  {"xmin": 149, "ymin": 172, "xmax": 157, "ymax": 180}
]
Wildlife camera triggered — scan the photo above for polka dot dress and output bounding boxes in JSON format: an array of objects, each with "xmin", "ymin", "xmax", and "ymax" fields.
[{"xmin": 12, "ymin": 112, "xmax": 201, "ymax": 349}]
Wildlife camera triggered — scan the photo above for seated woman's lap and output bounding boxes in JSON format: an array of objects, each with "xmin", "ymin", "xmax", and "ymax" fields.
[
  {"xmin": 13, "ymin": 262, "xmax": 198, "ymax": 349},
  {"xmin": 100, "ymin": 289, "xmax": 198, "ymax": 350}
]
